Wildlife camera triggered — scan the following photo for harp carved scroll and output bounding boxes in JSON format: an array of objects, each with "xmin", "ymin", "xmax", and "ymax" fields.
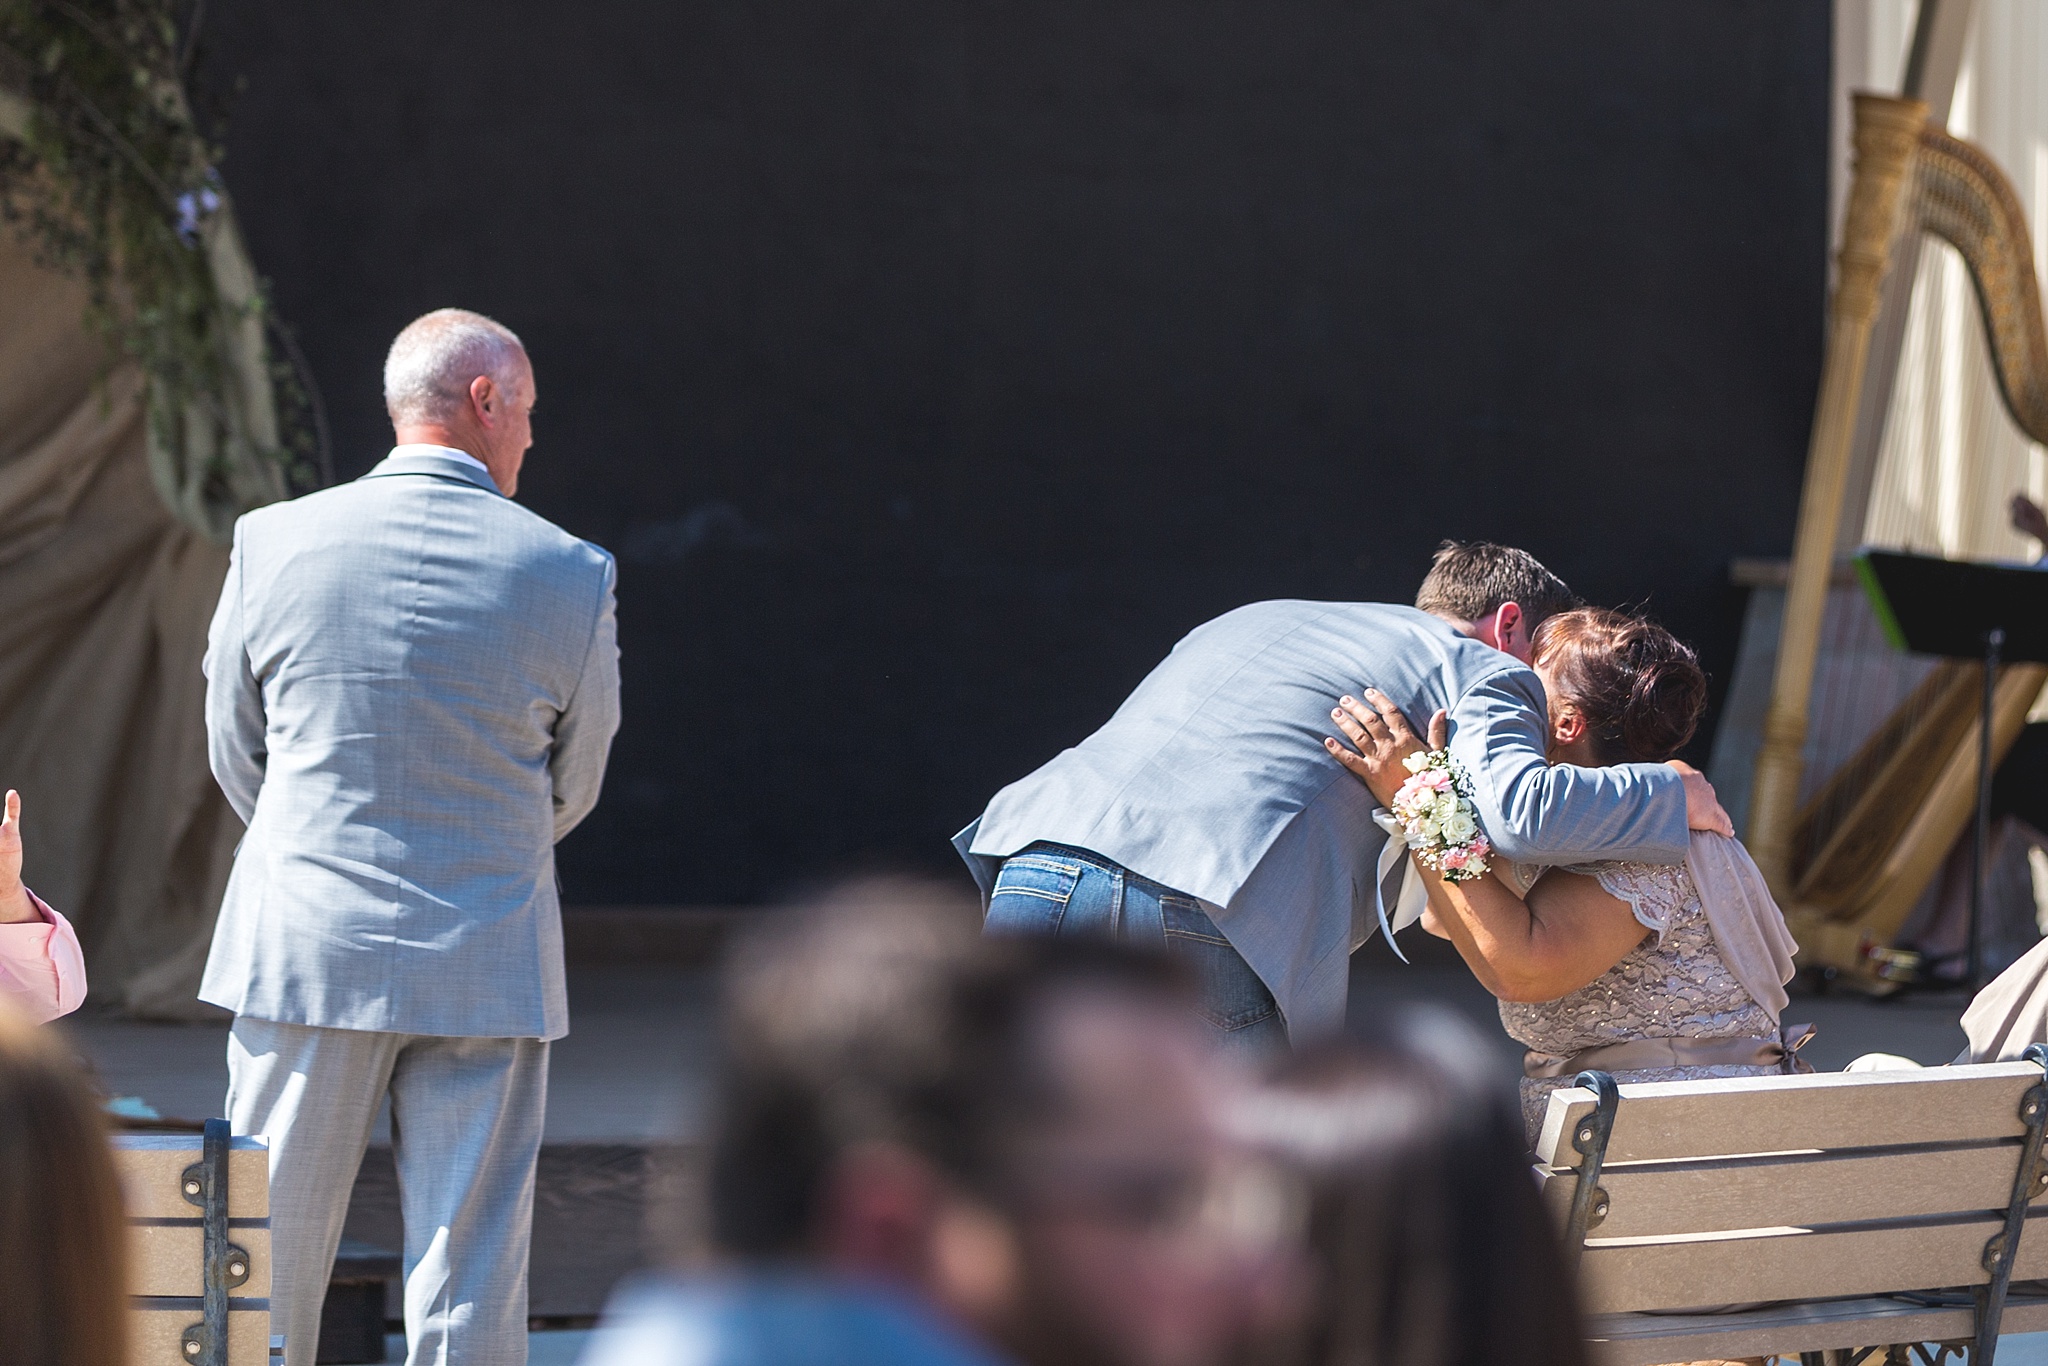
[{"xmin": 1748, "ymin": 93, "xmax": 2048, "ymax": 985}]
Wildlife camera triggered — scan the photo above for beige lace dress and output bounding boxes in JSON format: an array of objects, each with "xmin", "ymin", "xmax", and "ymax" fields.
[{"xmin": 1500, "ymin": 860, "xmax": 1781, "ymax": 1141}]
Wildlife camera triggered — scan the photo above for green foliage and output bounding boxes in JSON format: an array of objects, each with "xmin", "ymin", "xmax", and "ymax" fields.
[{"xmin": 0, "ymin": 0, "xmax": 314, "ymax": 517}]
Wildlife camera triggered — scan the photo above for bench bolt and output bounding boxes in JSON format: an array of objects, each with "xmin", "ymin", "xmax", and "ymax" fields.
[{"xmin": 1562, "ymin": 1072, "xmax": 1620, "ymax": 1275}]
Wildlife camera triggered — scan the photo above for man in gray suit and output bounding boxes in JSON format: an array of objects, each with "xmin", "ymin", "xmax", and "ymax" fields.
[
  {"xmin": 955, "ymin": 542, "xmax": 1730, "ymax": 1054},
  {"xmin": 201, "ymin": 309, "xmax": 620, "ymax": 1366}
]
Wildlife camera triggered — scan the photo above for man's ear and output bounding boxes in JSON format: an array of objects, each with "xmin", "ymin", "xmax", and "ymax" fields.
[
  {"xmin": 1480, "ymin": 602, "xmax": 1531, "ymax": 662},
  {"xmin": 469, "ymin": 374, "xmax": 497, "ymax": 424},
  {"xmin": 818, "ymin": 1142, "xmax": 947, "ymax": 1285},
  {"xmin": 930, "ymin": 1198, "xmax": 1021, "ymax": 1326},
  {"xmin": 1494, "ymin": 602, "xmax": 1525, "ymax": 652}
]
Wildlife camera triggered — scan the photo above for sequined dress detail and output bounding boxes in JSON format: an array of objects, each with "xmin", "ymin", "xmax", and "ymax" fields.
[{"xmin": 1499, "ymin": 860, "xmax": 1779, "ymax": 1139}]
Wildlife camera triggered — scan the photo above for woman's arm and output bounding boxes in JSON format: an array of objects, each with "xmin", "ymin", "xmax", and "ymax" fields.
[
  {"xmin": 1321, "ymin": 696, "xmax": 1651, "ymax": 1002},
  {"xmin": 1411, "ymin": 862, "xmax": 1649, "ymax": 1003},
  {"xmin": 1324, "ymin": 683, "xmax": 1730, "ymax": 856}
]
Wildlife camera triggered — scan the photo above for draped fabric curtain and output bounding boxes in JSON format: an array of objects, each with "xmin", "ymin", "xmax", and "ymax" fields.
[
  {"xmin": 1837, "ymin": 0, "xmax": 2048, "ymax": 559},
  {"xmin": 0, "ymin": 230, "xmax": 239, "ymax": 1018}
]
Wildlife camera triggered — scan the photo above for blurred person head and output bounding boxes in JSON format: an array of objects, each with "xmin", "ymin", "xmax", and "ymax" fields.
[
  {"xmin": 709, "ymin": 877, "xmax": 1280, "ymax": 1366},
  {"xmin": 383, "ymin": 308, "xmax": 535, "ymax": 495},
  {"xmin": 1414, "ymin": 541, "xmax": 1578, "ymax": 666},
  {"xmin": 1232, "ymin": 1008, "xmax": 1585, "ymax": 1366},
  {"xmin": 0, "ymin": 1007, "xmax": 129, "ymax": 1366},
  {"xmin": 1528, "ymin": 608, "xmax": 1708, "ymax": 767}
]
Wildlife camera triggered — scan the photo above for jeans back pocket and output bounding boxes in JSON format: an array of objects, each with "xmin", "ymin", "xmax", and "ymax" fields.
[{"xmin": 985, "ymin": 855, "xmax": 1085, "ymax": 936}]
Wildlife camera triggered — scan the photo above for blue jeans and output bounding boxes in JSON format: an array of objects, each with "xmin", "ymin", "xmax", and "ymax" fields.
[{"xmin": 984, "ymin": 843, "xmax": 1287, "ymax": 1060}]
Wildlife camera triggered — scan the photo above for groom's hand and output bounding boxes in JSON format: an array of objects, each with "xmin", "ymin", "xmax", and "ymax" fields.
[{"xmin": 1668, "ymin": 762, "xmax": 1734, "ymax": 838}]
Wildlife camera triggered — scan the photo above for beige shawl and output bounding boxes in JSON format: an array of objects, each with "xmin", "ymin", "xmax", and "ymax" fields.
[{"xmin": 1683, "ymin": 831, "xmax": 1800, "ymax": 1020}]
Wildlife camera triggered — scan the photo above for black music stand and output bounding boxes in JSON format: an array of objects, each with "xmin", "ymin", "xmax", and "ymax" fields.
[{"xmin": 1858, "ymin": 549, "xmax": 2048, "ymax": 989}]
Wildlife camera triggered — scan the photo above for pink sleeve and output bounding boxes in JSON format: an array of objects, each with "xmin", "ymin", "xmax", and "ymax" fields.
[{"xmin": 0, "ymin": 890, "xmax": 87, "ymax": 1024}]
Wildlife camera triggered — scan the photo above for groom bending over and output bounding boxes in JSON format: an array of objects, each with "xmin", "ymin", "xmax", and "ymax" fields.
[
  {"xmin": 955, "ymin": 542, "xmax": 1729, "ymax": 1055},
  {"xmin": 201, "ymin": 309, "xmax": 620, "ymax": 1366}
]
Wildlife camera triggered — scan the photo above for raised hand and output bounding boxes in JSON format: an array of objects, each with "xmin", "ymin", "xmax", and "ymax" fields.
[
  {"xmin": 1325, "ymin": 688, "xmax": 1449, "ymax": 807},
  {"xmin": 0, "ymin": 790, "xmax": 32, "ymax": 924}
]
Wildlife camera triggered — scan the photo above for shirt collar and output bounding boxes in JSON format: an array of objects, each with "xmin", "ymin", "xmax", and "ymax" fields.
[{"xmin": 389, "ymin": 443, "xmax": 491, "ymax": 476}]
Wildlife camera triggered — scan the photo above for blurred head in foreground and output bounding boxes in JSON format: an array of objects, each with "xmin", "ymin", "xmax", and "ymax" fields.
[
  {"xmin": 1233, "ymin": 1008, "xmax": 1586, "ymax": 1366},
  {"xmin": 0, "ymin": 1007, "xmax": 128, "ymax": 1366},
  {"xmin": 704, "ymin": 876, "xmax": 1281, "ymax": 1366}
]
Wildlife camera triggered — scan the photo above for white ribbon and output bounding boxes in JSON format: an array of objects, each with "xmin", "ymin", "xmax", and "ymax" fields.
[{"xmin": 1367, "ymin": 808, "xmax": 1430, "ymax": 963}]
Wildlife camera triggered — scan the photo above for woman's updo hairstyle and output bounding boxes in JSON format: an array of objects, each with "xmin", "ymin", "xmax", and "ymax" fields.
[{"xmin": 1529, "ymin": 608, "xmax": 1707, "ymax": 765}]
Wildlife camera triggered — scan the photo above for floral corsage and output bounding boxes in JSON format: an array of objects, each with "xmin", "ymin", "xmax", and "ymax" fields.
[{"xmin": 1390, "ymin": 749, "xmax": 1492, "ymax": 881}]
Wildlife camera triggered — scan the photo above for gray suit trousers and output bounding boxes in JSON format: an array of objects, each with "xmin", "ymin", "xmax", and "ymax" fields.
[{"xmin": 227, "ymin": 1019, "xmax": 548, "ymax": 1366}]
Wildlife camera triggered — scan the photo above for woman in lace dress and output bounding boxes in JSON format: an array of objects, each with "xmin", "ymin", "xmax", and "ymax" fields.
[{"xmin": 1333, "ymin": 609, "xmax": 1804, "ymax": 1139}]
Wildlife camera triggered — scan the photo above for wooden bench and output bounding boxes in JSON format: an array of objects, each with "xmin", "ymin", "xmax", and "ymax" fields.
[
  {"xmin": 113, "ymin": 1118, "xmax": 280, "ymax": 1366},
  {"xmin": 1538, "ymin": 1048, "xmax": 2048, "ymax": 1365}
]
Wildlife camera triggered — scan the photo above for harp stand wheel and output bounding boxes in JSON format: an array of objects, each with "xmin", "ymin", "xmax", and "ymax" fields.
[{"xmin": 1970, "ymin": 627, "xmax": 2006, "ymax": 993}]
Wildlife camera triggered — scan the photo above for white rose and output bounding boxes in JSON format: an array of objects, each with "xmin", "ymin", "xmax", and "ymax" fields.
[{"xmin": 1444, "ymin": 810, "xmax": 1477, "ymax": 843}]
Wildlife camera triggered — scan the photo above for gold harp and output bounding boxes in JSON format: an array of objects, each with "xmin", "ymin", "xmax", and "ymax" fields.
[{"xmin": 1746, "ymin": 93, "xmax": 2048, "ymax": 985}]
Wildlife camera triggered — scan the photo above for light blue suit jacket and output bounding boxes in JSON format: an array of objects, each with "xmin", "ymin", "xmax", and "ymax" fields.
[
  {"xmin": 956, "ymin": 601, "xmax": 1688, "ymax": 1039},
  {"xmin": 199, "ymin": 450, "xmax": 621, "ymax": 1040}
]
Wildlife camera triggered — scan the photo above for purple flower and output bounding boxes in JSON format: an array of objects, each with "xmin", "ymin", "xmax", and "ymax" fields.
[{"xmin": 175, "ymin": 186, "xmax": 221, "ymax": 244}]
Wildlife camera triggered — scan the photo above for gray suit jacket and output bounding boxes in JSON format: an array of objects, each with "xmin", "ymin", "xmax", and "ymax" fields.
[
  {"xmin": 956, "ymin": 601, "xmax": 1688, "ymax": 1039},
  {"xmin": 200, "ymin": 450, "xmax": 621, "ymax": 1040}
]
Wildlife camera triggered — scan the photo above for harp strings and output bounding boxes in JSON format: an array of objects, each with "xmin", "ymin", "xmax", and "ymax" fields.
[
  {"xmin": 1794, "ymin": 585, "xmax": 1937, "ymax": 870},
  {"xmin": 1795, "ymin": 142, "xmax": 2048, "ymax": 876},
  {"xmin": 1866, "ymin": 134, "xmax": 2047, "ymax": 564}
]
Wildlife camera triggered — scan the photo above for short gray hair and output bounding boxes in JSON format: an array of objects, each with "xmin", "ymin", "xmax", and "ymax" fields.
[{"xmin": 383, "ymin": 308, "xmax": 527, "ymax": 426}]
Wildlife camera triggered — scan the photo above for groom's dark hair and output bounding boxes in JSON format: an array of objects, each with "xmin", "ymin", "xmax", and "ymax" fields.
[{"xmin": 1414, "ymin": 540, "xmax": 1576, "ymax": 628}]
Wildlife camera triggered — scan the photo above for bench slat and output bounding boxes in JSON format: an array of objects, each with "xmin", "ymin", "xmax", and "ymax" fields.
[
  {"xmin": 1536, "ymin": 1064, "xmax": 2040, "ymax": 1165},
  {"xmin": 1585, "ymin": 1295, "xmax": 2048, "ymax": 1366},
  {"xmin": 130, "ymin": 1224, "xmax": 272, "ymax": 1299},
  {"xmin": 1539, "ymin": 1142, "xmax": 2036, "ymax": 1238},
  {"xmin": 1579, "ymin": 1210, "xmax": 2048, "ymax": 1313},
  {"xmin": 130, "ymin": 1303, "xmax": 272, "ymax": 1366},
  {"xmin": 113, "ymin": 1138, "xmax": 270, "ymax": 1219}
]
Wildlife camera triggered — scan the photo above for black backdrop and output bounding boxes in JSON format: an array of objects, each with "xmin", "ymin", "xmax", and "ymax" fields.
[{"xmin": 202, "ymin": 1, "xmax": 1830, "ymax": 904}]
